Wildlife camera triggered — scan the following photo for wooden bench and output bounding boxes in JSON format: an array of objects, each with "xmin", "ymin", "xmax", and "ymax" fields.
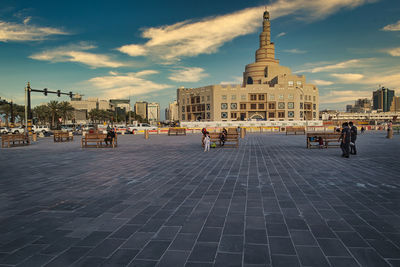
[
  {"xmin": 81, "ymin": 132, "xmax": 117, "ymax": 148},
  {"xmin": 202, "ymin": 131, "xmax": 239, "ymax": 148},
  {"xmin": 54, "ymin": 131, "xmax": 73, "ymax": 142},
  {"xmin": 306, "ymin": 132, "xmax": 341, "ymax": 149},
  {"xmin": 168, "ymin": 127, "xmax": 186, "ymax": 136},
  {"xmin": 1, "ymin": 134, "xmax": 30, "ymax": 148},
  {"xmin": 286, "ymin": 127, "xmax": 305, "ymax": 135}
]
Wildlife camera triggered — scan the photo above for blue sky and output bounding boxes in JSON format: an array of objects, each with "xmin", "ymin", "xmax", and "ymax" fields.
[{"xmin": 1, "ymin": 0, "xmax": 400, "ymax": 114}]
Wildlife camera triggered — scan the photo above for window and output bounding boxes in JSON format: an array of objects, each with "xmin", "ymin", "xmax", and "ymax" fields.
[
  {"xmin": 300, "ymin": 111, "xmax": 303, "ymax": 118},
  {"xmin": 251, "ymin": 104, "xmax": 257, "ymax": 110},
  {"xmin": 206, "ymin": 112, "xmax": 210, "ymax": 119},
  {"xmin": 241, "ymin": 95, "xmax": 246, "ymax": 100},
  {"xmin": 221, "ymin": 112, "xmax": 228, "ymax": 119},
  {"xmin": 258, "ymin": 94, "xmax": 265, "ymax": 100},
  {"xmin": 247, "ymin": 76, "xmax": 253, "ymax": 84},
  {"xmin": 250, "ymin": 94, "xmax": 257, "ymax": 101},
  {"xmin": 231, "ymin": 112, "xmax": 237, "ymax": 119},
  {"xmin": 288, "ymin": 102, "xmax": 294, "ymax": 109},
  {"xmin": 288, "ymin": 94, "xmax": 294, "ymax": 99},
  {"xmin": 240, "ymin": 113, "xmax": 246, "ymax": 120},
  {"xmin": 278, "ymin": 102, "xmax": 285, "ymax": 109},
  {"xmin": 231, "ymin": 95, "xmax": 236, "ymax": 100},
  {"xmin": 268, "ymin": 102, "xmax": 275, "ymax": 109},
  {"xmin": 201, "ymin": 96, "xmax": 205, "ymax": 102},
  {"xmin": 186, "ymin": 106, "xmax": 190, "ymax": 112},
  {"xmin": 196, "ymin": 96, "xmax": 200, "ymax": 103},
  {"xmin": 191, "ymin": 97, "xmax": 195, "ymax": 104},
  {"xmin": 278, "ymin": 111, "xmax": 285, "ymax": 118},
  {"xmin": 269, "ymin": 94, "xmax": 275, "ymax": 100},
  {"xmin": 188, "ymin": 114, "xmax": 191, "ymax": 120},
  {"xmin": 182, "ymin": 106, "xmax": 185, "ymax": 112},
  {"xmin": 207, "ymin": 95, "xmax": 210, "ymax": 101},
  {"xmin": 313, "ymin": 104, "xmax": 316, "ymax": 110},
  {"xmin": 288, "ymin": 111, "xmax": 294, "ymax": 118},
  {"xmin": 182, "ymin": 99, "xmax": 185, "ymax": 105},
  {"xmin": 300, "ymin": 102, "xmax": 303, "ymax": 109},
  {"xmin": 313, "ymin": 112, "xmax": 316, "ymax": 118},
  {"xmin": 269, "ymin": 112, "xmax": 275, "ymax": 118},
  {"xmin": 258, "ymin": 103, "xmax": 264, "ymax": 109},
  {"xmin": 313, "ymin": 96, "xmax": 316, "ymax": 101},
  {"xmin": 192, "ymin": 106, "xmax": 196, "ymax": 112},
  {"xmin": 222, "ymin": 95, "xmax": 227, "ymax": 100},
  {"xmin": 182, "ymin": 114, "xmax": 185, "ymax": 120},
  {"xmin": 297, "ymin": 81, "xmax": 302, "ymax": 86},
  {"xmin": 231, "ymin": 103, "xmax": 237, "ymax": 110},
  {"xmin": 221, "ymin": 103, "xmax": 228, "ymax": 110},
  {"xmin": 206, "ymin": 104, "xmax": 211, "ymax": 110},
  {"xmin": 240, "ymin": 104, "xmax": 246, "ymax": 110},
  {"xmin": 288, "ymin": 81, "xmax": 294, "ymax": 86},
  {"xmin": 279, "ymin": 94, "xmax": 284, "ymax": 100}
]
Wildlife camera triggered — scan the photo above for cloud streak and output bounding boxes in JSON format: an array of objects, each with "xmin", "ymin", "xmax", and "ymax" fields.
[
  {"xmin": 384, "ymin": 47, "xmax": 400, "ymax": 57},
  {"xmin": 296, "ymin": 59, "xmax": 361, "ymax": 73},
  {"xmin": 168, "ymin": 67, "xmax": 208, "ymax": 82},
  {"xmin": 117, "ymin": 0, "xmax": 376, "ymax": 62},
  {"xmin": 282, "ymin": 48, "xmax": 307, "ymax": 54},
  {"xmin": 87, "ymin": 71, "xmax": 172, "ymax": 99},
  {"xmin": 320, "ymin": 90, "xmax": 372, "ymax": 104},
  {"xmin": 0, "ymin": 18, "xmax": 69, "ymax": 42},
  {"xmin": 382, "ymin": 20, "xmax": 400, "ymax": 31},
  {"xmin": 30, "ymin": 43, "xmax": 128, "ymax": 68}
]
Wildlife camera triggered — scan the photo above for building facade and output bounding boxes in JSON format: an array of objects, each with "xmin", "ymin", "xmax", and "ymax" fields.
[
  {"xmin": 373, "ymin": 87, "xmax": 395, "ymax": 112},
  {"xmin": 177, "ymin": 10, "xmax": 319, "ymax": 122},
  {"xmin": 346, "ymin": 98, "xmax": 372, "ymax": 113},
  {"xmin": 135, "ymin": 101, "xmax": 148, "ymax": 120},
  {"xmin": 70, "ymin": 94, "xmax": 112, "ymax": 112},
  {"xmin": 147, "ymin": 102, "xmax": 160, "ymax": 124},
  {"xmin": 167, "ymin": 100, "xmax": 178, "ymax": 121}
]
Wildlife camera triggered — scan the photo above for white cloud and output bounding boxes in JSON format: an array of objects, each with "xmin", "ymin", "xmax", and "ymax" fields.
[
  {"xmin": 220, "ymin": 76, "xmax": 243, "ymax": 85},
  {"xmin": 276, "ymin": 32, "xmax": 286, "ymax": 38},
  {"xmin": 168, "ymin": 67, "xmax": 208, "ymax": 82},
  {"xmin": 296, "ymin": 59, "xmax": 361, "ymax": 73},
  {"xmin": 30, "ymin": 43, "xmax": 127, "ymax": 68},
  {"xmin": 311, "ymin": 79, "xmax": 334, "ymax": 86},
  {"xmin": 87, "ymin": 71, "xmax": 172, "ymax": 99},
  {"xmin": 331, "ymin": 73, "xmax": 364, "ymax": 82},
  {"xmin": 118, "ymin": 0, "xmax": 376, "ymax": 62},
  {"xmin": 320, "ymin": 90, "xmax": 371, "ymax": 104},
  {"xmin": 382, "ymin": 20, "xmax": 400, "ymax": 31},
  {"xmin": 282, "ymin": 48, "xmax": 307, "ymax": 54},
  {"xmin": 384, "ymin": 47, "xmax": 400, "ymax": 57},
  {"xmin": 0, "ymin": 19, "xmax": 68, "ymax": 42}
]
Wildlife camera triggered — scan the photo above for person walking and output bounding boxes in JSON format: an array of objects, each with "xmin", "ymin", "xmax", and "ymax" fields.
[
  {"xmin": 339, "ymin": 122, "xmax": 350, "ymax": 158},
  {"xmin": 204, "ymin": 132, "xmax": 211, "ymax": 152},
  {"xmin": 349, "ymin": 121, "xmax": 357, "ymax": 155},
  {"xmin": 220, "ymin": 128, "xmax": 227, "ymax": 146}
]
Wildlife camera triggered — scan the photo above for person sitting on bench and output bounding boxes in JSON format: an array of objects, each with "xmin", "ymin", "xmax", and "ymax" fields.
[{"xmin": 105, "ymin": 127, "xmax": 115, "ymax": 145}]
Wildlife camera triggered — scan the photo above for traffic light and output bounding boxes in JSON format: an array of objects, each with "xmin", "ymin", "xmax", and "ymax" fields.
[
  {"xmin": 69, "ymin": 91, "xmax": 73, "ymax": 98},
  {"xmin": 43, "ymin": 88, "xmax": 48, "ymax": 96},
  {"xmin": 57, "ymin": 90, "xmax": 61, "ymax": 97}
]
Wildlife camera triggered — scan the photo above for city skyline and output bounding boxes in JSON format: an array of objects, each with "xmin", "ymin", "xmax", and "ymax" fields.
[{"xmin": 0, "ymin": 0, "xmax": 399, "ymax": 114}]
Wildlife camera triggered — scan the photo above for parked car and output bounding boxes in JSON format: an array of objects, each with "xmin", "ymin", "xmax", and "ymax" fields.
[
  {"xmin": 61, "ymin": 125, "xmax": 74, "ymax": 132},
  {"xmin": 10, "ymin": 126, "xmax": 25, "ymax": 134},
  {"xmin": 128, "ymin": 123, "xmax": 157, "ymax": 133},
  {"xmin": 32, "ymin": 125, "xmax": 50, "ymax": 133},
  {"xmin": 0, "ymin": 127, "xmax": 10, "ymax": 134}
]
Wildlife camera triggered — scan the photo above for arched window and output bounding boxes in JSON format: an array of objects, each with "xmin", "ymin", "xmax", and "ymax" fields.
[{"xmin": 247, "ymin": 76, "xmax": 253, "ymax": 84}]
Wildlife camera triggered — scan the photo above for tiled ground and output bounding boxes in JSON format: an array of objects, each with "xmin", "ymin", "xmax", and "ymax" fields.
[{"xmin": 0, "ymin": 132, "xmax": 399, "ymax": 267}]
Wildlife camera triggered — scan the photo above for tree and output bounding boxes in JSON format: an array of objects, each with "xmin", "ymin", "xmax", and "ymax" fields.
[
  {"xmin": 33, "ymin": 105, "xmax": 51, "ymax": 125},
  {"xmin": 58, "ymin": 101, "xmax": 74, "ymax": 124},
  {"xmin": 47, "ymin": 101, "xmax": 60, "ymax": 129}
]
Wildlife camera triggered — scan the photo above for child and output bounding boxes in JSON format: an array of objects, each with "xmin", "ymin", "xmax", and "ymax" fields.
[
  {"xmin": 204, "ymin": 132, "xmax": 211, "ymax": 152},
  {"xmin": 318, "ymin": 136, "xmax": 324, "ymax": 149}
]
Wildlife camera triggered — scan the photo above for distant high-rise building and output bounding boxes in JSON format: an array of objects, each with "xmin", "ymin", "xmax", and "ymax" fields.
[
  {"xmin": 373, "ymin": 87, "xmax": 395, "ymax": 112},
  {"xmin": 390, "ymin": 96, "xmax": 400, "ymax": 112},
  {"xmin": 168, "ymin": 100, "xmax": 178, "ymax": 121},
  {"xmin": 135, "ymin": 101, "xmax": 148, "ymax": 120},
  {"xmin": 147, "ymin": 102, "xmax": 160, "ymax": 124},
  {"xmin": 347, "ymin": 98, "xmax": 372, "ymax": 113}
]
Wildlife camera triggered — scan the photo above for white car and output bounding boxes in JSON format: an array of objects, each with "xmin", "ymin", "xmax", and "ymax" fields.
[
  {"xmin": 129, "ymin": 123, "xmax": 157, "ymax": 133},
  {"xmin": 32, "ymin": 125, "xmax": 50, "ymax": 133},
  {"xmin": 10, "ymin": 126, "xmax": 25, "ymax": 134},
  {"xmin": 0, "ymin": 127, "xmax": 10, "ymax": 134}
]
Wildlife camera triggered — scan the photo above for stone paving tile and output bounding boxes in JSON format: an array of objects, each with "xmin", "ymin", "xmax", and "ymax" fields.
[{"xmin": 0, "ymin": 133, "xmax": 399, "ymax": 266}]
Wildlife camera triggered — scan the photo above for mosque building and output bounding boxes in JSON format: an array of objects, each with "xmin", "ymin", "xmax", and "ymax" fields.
[{"xmin": 177, "ymin": 9, "xmax": 319, "ymax": 122}]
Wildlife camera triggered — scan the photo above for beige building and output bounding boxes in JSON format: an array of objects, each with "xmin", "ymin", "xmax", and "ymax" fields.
[
  {"xmin": 135, "ymin": 101, "xmax": 148, "ymax": 119},
  {"xmin": 70, "ymin": 94, "xmax": 112, "ymax": 111},
  {"xmin": 177, "ymin": 10, "xmax": 319, "ymax": 122},
  {"xmin": 167, "ymin": 100, "xmax": 179, "ymax": 121}
]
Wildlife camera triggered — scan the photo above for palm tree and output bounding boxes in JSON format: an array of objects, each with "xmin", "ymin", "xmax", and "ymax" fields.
[
  {"xmin": 47, "ymin": 101, "xmax": 60, "ymax": 129},
  {"xmin": 58, "ymin": 101, "xmax": 74, "ymax": 124},
  {"xmin": 33, "ymin": 105, "xmax": 51, "ymax": 125},
  {"xmin": 88, "ymin": 109, "xmax": 100, "ymax": 123}
]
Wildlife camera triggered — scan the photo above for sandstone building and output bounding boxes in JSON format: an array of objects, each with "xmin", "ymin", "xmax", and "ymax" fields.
[{"xmin": 177, "ymin": 10, "xmax": 319, "ymax": 122}]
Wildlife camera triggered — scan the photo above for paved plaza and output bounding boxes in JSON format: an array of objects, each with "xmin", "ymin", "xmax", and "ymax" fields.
[{"xmin": 0, "ymin": 132, "xmax": 399, "ymax": 267}]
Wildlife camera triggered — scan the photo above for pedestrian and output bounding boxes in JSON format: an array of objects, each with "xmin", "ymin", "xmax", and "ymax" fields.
[
  {"xmin": 204, "ymin": 132, "xmax": 211, "ymax": 152},
  {"xmin": 349, "ymin": 121, "xmax": 357, "ymax": 155},
  {"xmin": 339, "ymin": 122, "xmax": 350, "ymax": 158},
  {"xmin": 387, "ymin": 121, "xmax": 393, "ymax": 139},
  {"xmin": 220, "ymin": 128, "xmax": 227, "ymax": 146},
  {"xmin": 201, "ymin": 127, "xmax": 207, "ymax": 145},
  {"xmin": 318, "ymin": 136, "xmax": 324, "ymax": 149},
  {"xmin": 361, "ymin": 126, "xmax": 365, "ymax": 134}
]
